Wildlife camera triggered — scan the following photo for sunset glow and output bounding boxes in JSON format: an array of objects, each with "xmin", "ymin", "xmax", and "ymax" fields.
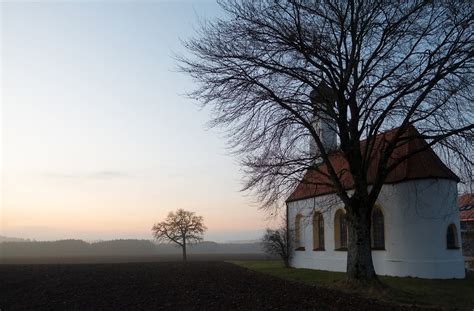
[{"xmin": 1, "ymin": 0, "xmax": 276, "ymax": 242}]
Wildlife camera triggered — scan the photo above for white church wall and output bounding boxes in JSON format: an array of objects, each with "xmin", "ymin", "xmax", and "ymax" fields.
[{"xmin": 288, "ymin": 178, "xmax": 465, "ymax": 279}]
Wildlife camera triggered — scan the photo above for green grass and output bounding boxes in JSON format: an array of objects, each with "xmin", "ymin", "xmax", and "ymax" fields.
[{"xmin": 230, "ymin": 260, "xmax": 474, "ymax": 310}]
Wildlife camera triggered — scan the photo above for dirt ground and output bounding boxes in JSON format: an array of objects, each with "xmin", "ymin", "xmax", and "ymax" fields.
[
  {"xmin": 0, "ymin": 261, "xmax": 417, "ymax": 310},
  {"xmin": 0, "ymin": 253, "xmax": 268, "ymax": 265}
]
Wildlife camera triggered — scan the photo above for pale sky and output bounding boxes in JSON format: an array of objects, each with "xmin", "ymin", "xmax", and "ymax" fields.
[{"xmin": 0, "ymin": 0, "xmax": 278, "ymax": 242}]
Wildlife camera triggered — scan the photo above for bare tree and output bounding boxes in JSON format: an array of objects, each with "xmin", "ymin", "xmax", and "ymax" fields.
[
  {"xmin": 152, "ymin": 209, "xmax": 207, "ymax": 262},
  {"xmin": 262, "ymin": 226, "xmax": 292, "ymax": 267},
  {"xmin": 179, "ymin": 0, "xmax": 473, "ymax": 281}
]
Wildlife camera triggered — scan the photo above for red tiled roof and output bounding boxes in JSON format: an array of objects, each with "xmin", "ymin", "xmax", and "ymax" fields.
[
  {"xmin": 459, "ymin": 194, "xmax": 474, "ymax": 221},
  {"xmin": 287, "ymin": 126, "xmax": 459, "ymax": 202}
]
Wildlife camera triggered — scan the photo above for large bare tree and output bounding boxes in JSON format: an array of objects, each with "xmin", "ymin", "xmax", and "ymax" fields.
[
  {"xmin": 152, "ymin": 209, "xmax": 207, "ymax": 262},
  {"xmin": 179, "ymin": 0, "xmax": 473, "ymax": 281}
]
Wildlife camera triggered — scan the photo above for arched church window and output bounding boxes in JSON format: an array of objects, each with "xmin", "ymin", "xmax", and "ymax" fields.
[
  {"xmin": 371, "ymin": 207, "xmax": 385, "ymax": 250},
  {"xmin": 334, "ymin": 209, "xmax": 348, "ymax": 250},
  {"xmin": 446, "ymin": 224, "xmax": 459, "ymax": 249},
  {"xmin": 295, "ymin": 214, "xmax": 305, "ymax": 250},
  {"xmin": 312, "ymin": 212, "xmax": 325, "ymax": 250}
]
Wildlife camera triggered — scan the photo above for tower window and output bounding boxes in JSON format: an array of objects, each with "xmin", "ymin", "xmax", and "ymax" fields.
[{"xmin": 446, "ymin": 224, "xmax": 459, "ymax": 249}]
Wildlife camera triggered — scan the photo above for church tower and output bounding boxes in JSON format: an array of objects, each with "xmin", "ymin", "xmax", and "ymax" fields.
[{"xmin": 309, "ymin": 82, "xmax": 337, "ymax": 157}]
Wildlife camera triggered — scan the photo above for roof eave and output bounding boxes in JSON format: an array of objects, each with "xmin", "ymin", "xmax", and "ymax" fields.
[{"xmin": 286, "ymin": 176, "xmax": 459, "ymax": 203}]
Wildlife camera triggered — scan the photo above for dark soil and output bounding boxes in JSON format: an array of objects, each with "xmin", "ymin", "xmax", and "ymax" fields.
[
  {"xmin": 0, "ymin": 253, "xmax": 268, "ymax": 265},
  {"xmin": 0, "ymin": 261, "xmax": 418, "ymax": 310}
]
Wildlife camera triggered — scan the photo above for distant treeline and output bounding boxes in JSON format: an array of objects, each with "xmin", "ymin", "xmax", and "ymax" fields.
[
  {"xmin": 0, "ymin": 236, "xmax": 30, "ymax": 243},
  {"xmin": 0, "ymin": 239, "xmax": 264, "ymax": 258}
]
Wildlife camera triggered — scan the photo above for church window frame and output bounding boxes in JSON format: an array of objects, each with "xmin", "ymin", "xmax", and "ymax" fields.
[
  {"xmin": 334, "ymin": 209, "xmax": 348, "ymax": 251},
  {"xmin": 371, "ymin": 206, "xmax": 385, "ymax": 250},
  {"xmin": 312, "ymin": 212, "xmax": 325, "ymax": 251},
  {"xmin": 294, "ymin": 213, "xmax": 305, "ymax": 251}
]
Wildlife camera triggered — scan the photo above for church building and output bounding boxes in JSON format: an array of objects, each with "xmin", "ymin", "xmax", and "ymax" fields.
[{"xmin": 286, "ymin": 86, "xmax": 465, "ymax": 279}]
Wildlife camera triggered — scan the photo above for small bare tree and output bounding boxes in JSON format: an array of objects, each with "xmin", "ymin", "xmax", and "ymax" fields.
[
  {"xmin": 262, "ymin": 226, "xmax": 292, "ymax": 268},
  {"xmin": 152, "ymin": 209, "xmax": 207, "ymax": 262}
]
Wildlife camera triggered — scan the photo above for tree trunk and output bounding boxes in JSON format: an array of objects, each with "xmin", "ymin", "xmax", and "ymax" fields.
[
  {"xmin": 182, "ymin": 240, "xmax": 187, "ymax": 262},
  {"xmin": 346, "ymin": 201, "xmax": 377, "ymax": 281}
]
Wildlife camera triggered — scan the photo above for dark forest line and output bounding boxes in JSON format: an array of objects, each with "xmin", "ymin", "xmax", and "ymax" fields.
[{"xmin": 0, "ymin": 239, "xmax": 264, "ymax": 258}]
